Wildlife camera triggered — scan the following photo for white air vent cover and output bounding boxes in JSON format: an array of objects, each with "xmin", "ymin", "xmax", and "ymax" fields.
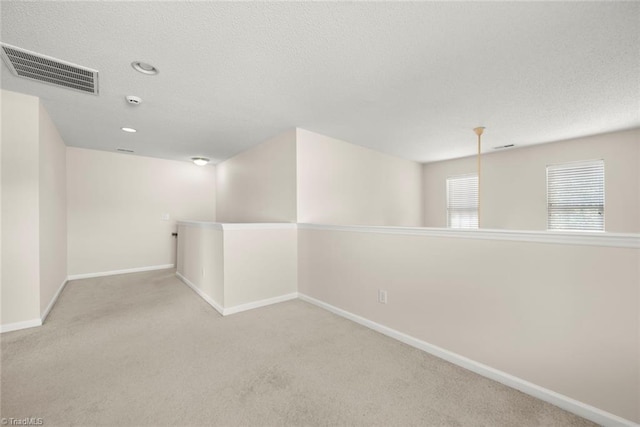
[{"xmin": 1, "ymin": 43, "xmax": 98, "ymax": 95}]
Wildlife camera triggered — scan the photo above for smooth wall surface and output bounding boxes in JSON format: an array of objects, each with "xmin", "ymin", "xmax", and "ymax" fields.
[
  {"xmin": 223, "ymin": 228, "xmax": 297, "ymax": 307},
  {"xmin": 67, "ymin": 148, "xmax": 216, "ymax": 276},
  {"xmin": 176, "ymin": 223, "xmax": 297, "ymax": 311},
  {"xmin": 423, "ymin": 129, "xmax": 640, "ymax": 232},
  {"xmin": 298, "ymin": 227, "xmax": 640, "ymax": 422},
  {"xmin": 38, "ymin": 102, "xmax": 67, "ymax": 315},
  {"xmin": 1, "ymin": 90, "xmax": 41, "ymax": 325},
  {"xmin": 297, "ymin": 129, "xmax": 422, "ymax": 226},
  {"xmin": 216, "ymin": 129, "xmax": 297, "ymax": 223},
  {"xmin": 0, "ymin": 89, "xmax": 2, "ymax": 324},
  {"xmin": 177, "ymin": 224, "xmax": 224, "ymax": 307}
]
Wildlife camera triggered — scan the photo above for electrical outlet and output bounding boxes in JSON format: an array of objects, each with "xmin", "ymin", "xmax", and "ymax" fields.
[{"xmin": 378, "ymin": 289, "xmax": 388, "ymax": 304}]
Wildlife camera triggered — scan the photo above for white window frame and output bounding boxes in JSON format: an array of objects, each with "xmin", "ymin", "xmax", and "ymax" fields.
[
  {"xmin": 546, "ymin": 159, "xmax": 605, "ymax": 232},
  {"xmin": 446, "ymin": 174, "xmax": 478, "ymax": 229}
]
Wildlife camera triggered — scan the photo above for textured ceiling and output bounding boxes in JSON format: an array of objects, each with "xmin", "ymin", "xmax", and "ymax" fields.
[{"xmin": 1, "ymin": 2, "xmax": 638, "ymax": 163}]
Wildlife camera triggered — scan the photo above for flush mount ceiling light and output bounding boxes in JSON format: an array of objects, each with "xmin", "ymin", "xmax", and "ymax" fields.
[
  {"xmin": 191, "ymin": 157, "xmax": 210, "ymax": 166},
  {"xmin": 125, "ymin": 95, "xmax": 142, "ymax": 105},
  {"xmin": 121, "ymin": 127, "xmax": 137, "ymax": 133},
  {"xmin": 131, "ymin": 61, "xmax": 158, "ymax": 75}
]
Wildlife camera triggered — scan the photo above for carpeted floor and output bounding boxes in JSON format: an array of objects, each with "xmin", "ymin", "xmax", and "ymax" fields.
[{"xmin": 1, "ymin": 269, "xmax": 595, "ymax": 426}]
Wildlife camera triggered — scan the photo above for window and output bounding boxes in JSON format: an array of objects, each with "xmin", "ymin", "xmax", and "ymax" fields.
[
  {"xmin": 547, "ymin": 160, "xmax": 604, "ymax": 231},
  {"xmin": 447, "ymin": 174, "xmax": 478, "ymax": 229}
]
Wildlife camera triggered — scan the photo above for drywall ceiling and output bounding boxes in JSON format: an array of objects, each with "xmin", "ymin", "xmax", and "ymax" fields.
[{"xmin": 1, "ymin": 2, "xmax": 638, "ymax": 163}]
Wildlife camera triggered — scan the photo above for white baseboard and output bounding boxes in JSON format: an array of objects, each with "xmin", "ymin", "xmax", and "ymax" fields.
[
  {"xmin": 298, "ymin": 293, "xmax": 638, "ymax": 427},
  {"xmin": 41, "ymin": 278, "xmax": 68, "ymax": 323},
  {"xmin": 3, "ymin": 266, "xmax": 174, "ymax": 333},
  {"xmin": 175, "ymin": 272, "xmax": 298, "ymax": 317},
  {"xmin": 68, "ymin": 264, "xmax": 175, "ymax": 280},
  {"xmin": 0, "ymin": 318, "xmax": 42, "ymax": 334},
  {"xmin": 223, "ymin": 292, "xmax": 298, "ymax": 316},
  {"xmin": 3, "ymin": 277, "xmax": 67, "ymax": 333},
  {"xmin": 176, "ymin": 272, "xmax": 224, "ymax": 315}
]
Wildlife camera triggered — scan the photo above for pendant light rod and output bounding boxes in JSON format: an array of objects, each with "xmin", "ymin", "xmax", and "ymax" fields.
[{"xmin": 474, "ymin": 127, "xmax": 485, "ymax": 228}]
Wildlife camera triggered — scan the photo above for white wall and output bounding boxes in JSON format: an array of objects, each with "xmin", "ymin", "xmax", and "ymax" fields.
[
  {"xmin": 298, "ymin": 226, "xmax": 640, "ymax": 423},
  {"xmin": 39, "ymin": 103, "xmax": 67, "ymax": 315},
  {"xmin": 176, "ymin": 222, "xmax": 297, "ymax": 312},
  {"xmin": 215, "ymin": 127, "xmax": 422, "ymax": 226},
  {"xmin": 177, "ymin": 224, "xmax": 224, "ymax": 307},
  {"xmin": 223, "ymin": 227, "xmax": 297, "ymax": 308},
  {"xmin": 296, "ymin": 129, "xmax": 422, "ymax": 226},
  {"xmin": 67, "ymin": 148, "xmax": 216, "ymax": 276},
  {"xmin": 423, "ymin": 129, "xmax": 640, "ymax": 232},
  {"xmin": 216, "ymin": 129, "xmax": 297, "ymax": 223},
  {"xmin": 1, "ymin": 90, "xmax": 41, "ymax": 325},
  {"xmin": 0, "ymin": 89, "xmax": 2, "ymax": 325},
  {"xmin": 1, "ymin": 90, "xmax": 68, "ymax": 327}
]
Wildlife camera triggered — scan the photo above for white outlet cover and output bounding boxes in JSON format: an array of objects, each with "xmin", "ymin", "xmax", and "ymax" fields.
[
  {"xmin": 378, "ymin": 290, "xmax": 388, "ymax": 304},
  {"xmin": 161, "ymin": 213, "xmax": 170, "ymax": 221}
]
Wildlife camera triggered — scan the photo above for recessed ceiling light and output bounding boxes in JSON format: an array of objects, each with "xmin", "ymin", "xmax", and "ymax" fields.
[
  {"xmin": 191, "ymin": 157, "xmax": 210, "ymax": 166},
  {"xmin": 121, "ymin": 127, "xmax": 137, "ymax": 133},
  {"xmin": 131, "ymin": 61, "xmax": 158, "ymax": 75}
]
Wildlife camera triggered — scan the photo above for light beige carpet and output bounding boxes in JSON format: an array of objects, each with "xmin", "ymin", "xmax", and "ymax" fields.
[{"xmin": 1, "ymin": 269, "xmax": 596, "ymax": 426}]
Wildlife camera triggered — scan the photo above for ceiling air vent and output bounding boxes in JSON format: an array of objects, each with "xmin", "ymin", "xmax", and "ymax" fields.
[{"xmin": 0, "ymin": 43, "xmax": 98, "ymax": 95}]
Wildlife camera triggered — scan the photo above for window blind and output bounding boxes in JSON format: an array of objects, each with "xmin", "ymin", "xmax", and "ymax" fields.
[
  {"xmin": 547, "ymin": 160, "xmax": 604, "ymax": 231},
  {"xmin": 447, "ymin": 174, "xmax": 478, "ymax": 229}
]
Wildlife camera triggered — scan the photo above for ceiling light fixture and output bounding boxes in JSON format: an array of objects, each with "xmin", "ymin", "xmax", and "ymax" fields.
[
  {"xmin": 125, "ymin": 95, "xmax": 142, "ymax": 105},
  {"xmin": 474, "ymin": 127, "xmax": 485, "ymax": 227},
  {"xmin": 121, "ymin": 127, "xmax": 137, "ymax": 133},
  {"xmin": 191, "ymin": 157, "xmax": 210, "ymax": 166},
  {"xmin": 131, "ymin": 61, "xmax": 158, "ymax": 75}
]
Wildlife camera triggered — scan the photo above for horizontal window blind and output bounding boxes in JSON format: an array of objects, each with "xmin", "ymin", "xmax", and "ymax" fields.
[
  {"xmin": 447, "ymin": 174, "xmax": 478, "ymax": 229},
  {"xmin": 547, "ymin": 160, "xmax": 604, "ymax": 231}
]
